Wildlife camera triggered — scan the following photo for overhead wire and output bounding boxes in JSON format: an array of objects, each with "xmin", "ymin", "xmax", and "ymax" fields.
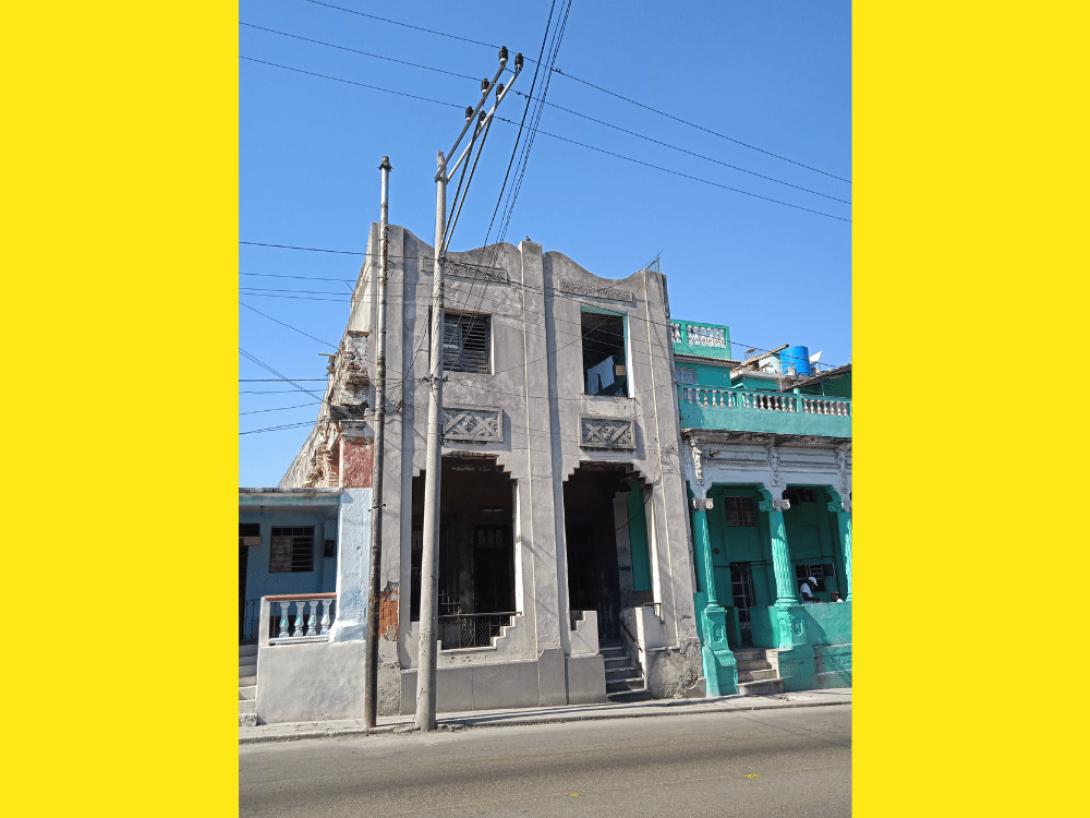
[{"xmin": 297, "ymin": 0, "xmax": 850, "ymax": 183}]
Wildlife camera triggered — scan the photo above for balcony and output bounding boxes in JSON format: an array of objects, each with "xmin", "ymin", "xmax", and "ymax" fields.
[
  {"xmin": 677, "ymin": 384, "xmax": 851, "ymax": 438},
  {"xmin": 671, "ymin": 320, "xmax": 733, "ymax": 362}
]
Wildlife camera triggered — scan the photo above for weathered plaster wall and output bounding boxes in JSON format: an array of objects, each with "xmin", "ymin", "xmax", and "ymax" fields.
[
  {"xmin": 331, "ymin": 487, "xmax": 371, "ymax": 643},
  {"xmin": 256, "ymin": 641, "xmax": 365, "ymax": 724}
]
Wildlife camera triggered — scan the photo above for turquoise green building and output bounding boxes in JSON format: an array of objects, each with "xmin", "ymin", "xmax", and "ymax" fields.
[{"xmin": 671, "ymin": 319, "xmax": 852, "ymax": 696}]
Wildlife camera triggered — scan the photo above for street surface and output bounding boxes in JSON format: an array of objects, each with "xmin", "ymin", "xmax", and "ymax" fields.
[{"xmin": 240, "ymin": 705, "xmax": 851, "ymax": 817}]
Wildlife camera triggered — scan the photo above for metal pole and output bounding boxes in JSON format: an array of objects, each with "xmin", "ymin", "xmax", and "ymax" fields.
[
  {"xmin": 363, "ymin": 156, "xmax": 392, "ymax": 729},
  {"xmin": 415, "ymin": 150, "xmax": 447, "ymax": 731}
]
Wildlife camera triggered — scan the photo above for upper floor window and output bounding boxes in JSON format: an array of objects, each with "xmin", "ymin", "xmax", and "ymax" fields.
[
  {"xmin": 270, "ymin": 526, "xmax": 315, "ymax": 573},
  {"xmin": 676, "ymin": 366, "xmax": 697, "ymax": 385},
  {"xmin": 582, "ymin": 310, "xmax": 628, "ymax": 397},
  {"xmin": 723, "ymin": 496, "xmax": 757, "ymax": 527},
  {"xmin": 443, "ymin": 312, "xmax": 491, "ymax": 374}
]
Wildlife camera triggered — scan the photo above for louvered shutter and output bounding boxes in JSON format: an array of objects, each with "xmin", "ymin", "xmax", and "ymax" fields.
[{"xmin": 443, "ymin": 313, "xmax": 490, "ymax": 373}]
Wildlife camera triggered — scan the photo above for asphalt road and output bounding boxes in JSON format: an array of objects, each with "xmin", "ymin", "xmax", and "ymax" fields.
[{"xmin": 240, "ymin": 706, "xmax": 852, "ymax": 818}]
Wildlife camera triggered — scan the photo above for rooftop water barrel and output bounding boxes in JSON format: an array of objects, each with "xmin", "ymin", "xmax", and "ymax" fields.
[{"xmin": 780, "ymin": 345, "xmax": 812, "ymax": 376}]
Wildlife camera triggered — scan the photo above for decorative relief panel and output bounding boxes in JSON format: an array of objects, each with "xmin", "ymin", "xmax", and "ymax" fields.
[
  {"xmin": 442, "ymin": 407, "xmax": 503, "ymax": 443},
  {"xmin": 422, "ymin": 256, "xmax": 508, "ymax": 284},
  {"xmin": 579, "ymin": 416, "xmax": 636, "ymax": 449},
  {"xmin": 560, "ymin": 278, "xmax": 633, "ymax": 303}
]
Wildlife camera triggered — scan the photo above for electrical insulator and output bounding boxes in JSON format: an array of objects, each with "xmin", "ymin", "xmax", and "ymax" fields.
[
  {"xmin": 478, "ymin": 109, "xmax": 486, "ymax": 123},
  {"xmin": 481, "ymin": 78, "xmax": 490, "ymax": 94},
  {"xmin": 495, "ymin": 83, "xmax": 504, "ymax": 97},
  {"xmin": 499, "ymin": 46, "xmax": 508, "ymax": 63},
  {"xmin": 515, "ymin": 53, "xmax": 524, "ymax": 73},
  {"xmin": 465, "ymin": 106, "xmax": 474, "ymax": 122}
]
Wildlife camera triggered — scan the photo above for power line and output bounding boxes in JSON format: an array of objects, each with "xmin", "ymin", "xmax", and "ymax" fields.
[
  {"xmin": 243, "ymin": 19, "xmax": 849, "ymax": 204},
  {"xmin": 299, "ymin": 0, "xmax": 850, "ymax": 183},
  {"xmin": 240, "ymin": 301, "xmax": 339, "ymax": 347},
  {"xmin": 240, "ymin": 55, "xmax": 850, "ymax": 223},
  {"xmin": 240, "ymin": 401, "xmax": 323, "ymax": 416}
]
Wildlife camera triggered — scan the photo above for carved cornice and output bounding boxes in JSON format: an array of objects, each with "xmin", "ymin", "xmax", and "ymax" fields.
[
  {"xmin": 827, "ymin": 500, "xmax": 852, "ymax": 514},
  {"xmin": 691, "ymin": 497, "xmax": 714, "ymax": 512},
  {"xmin": 560, "ymin": 278, "xmax": 633, "ymax": 303},
  {"xmin": 422, "ymin": 256, "xmax": 508, "ymax": 284},
  {"xmin": 690, "ymin": 442, "xmax": 704, "ymax": 485},
  {"xmin": 758, "ymin": 499, "xmax": 791, "ymax": 513}
]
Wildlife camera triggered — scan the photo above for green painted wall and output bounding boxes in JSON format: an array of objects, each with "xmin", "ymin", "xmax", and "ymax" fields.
[
  {"xmin": 732, "ymin": 373, "xmax": 781, "ymax": 392},
  {"xmin": 671, "ymin": 319, "xmax": 732, "ymax": 361},
  {"xmin": 675, "ymin": 357, "xmax": 734, "ymax": 388},
  {"xmin": 627, "ymin": 487, "xmax": 653, "ymax": 592},
  {"xmin": 800, "ymin": 370, "xmax": 852, "ymax": 398},
  {"xmin": 783, "ymin": 495, "xmax": 844, "ymax": 602},
  {"xmin": 802, "ymin": 602, "xmax": 852, "ymax": 645}
]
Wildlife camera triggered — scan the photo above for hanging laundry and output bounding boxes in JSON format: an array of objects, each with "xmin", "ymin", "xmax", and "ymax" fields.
[{"xmin": 588, "ymin": 357, "xmax": 615, "ymax": 394}]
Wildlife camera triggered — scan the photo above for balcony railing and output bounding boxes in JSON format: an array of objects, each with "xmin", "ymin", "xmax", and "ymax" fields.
[
  {"xmin": 677, "ymin": 385, "xmax": 851, "ymax": 437},
  {"xmin": 259, "ymin": 593, "xmax": 337, "ymax": 646},
  {"xmin": 671, "ymin": 321, "xmax": 731, "ymax": 357},
  {"xmin": 437, "ymin": 612, "xmax": 519, "ymax": 650}
]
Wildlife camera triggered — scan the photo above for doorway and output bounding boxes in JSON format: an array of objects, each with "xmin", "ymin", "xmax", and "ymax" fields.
[{"xmin": 729, "ymin": 562, "xmax": 757, "ymax": 647}]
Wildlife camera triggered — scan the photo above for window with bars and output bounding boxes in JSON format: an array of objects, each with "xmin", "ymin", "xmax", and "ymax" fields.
[
  {"xmin": 676, "ymin": 366, "xmax": 698, "ymax": 385},
  {"xmin": 270, "ymin": 526, "xmax": 315, "ymax": 573},
  {"xmin": 443, "ymin": 312, "xmax": 491, "ymax": 374},
  {"xmin": 723, "ymin": 496, "xmax": 757, "ymax": 527}
]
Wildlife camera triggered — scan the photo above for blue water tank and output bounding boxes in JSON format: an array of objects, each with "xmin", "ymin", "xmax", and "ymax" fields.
[{"xmin": 781, "ymin": 346, "xmax": 812, "ymax": 376}]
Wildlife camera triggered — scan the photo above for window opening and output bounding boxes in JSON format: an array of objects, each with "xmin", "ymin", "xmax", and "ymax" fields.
[
  {"xmin": 581, "ymin": 311, "xmax": 628, "ymax": 396},
  {"xmin": 784, "ymin": 488, "xmax": 817, "ymax": 505},
  {"xmin": 795, "ymin": 563, "xmax": 836, "ymax": 592},
  {"xmin": 676, "ymin": 366, "xmax": 697, "ymax": 385},
  {"xmin": 723, "ymin": 496, "xmax": 757, "ymax": 527},
  {"xmin": 270, "ymin": 526, "xmax": 315, "ymax": 573},
  {"xmin": 323, "ymin": 539, "xmax": 336, "ymax": 558},
  {"xmin": 443, "ymin": 312, "xmax": 490, "ymax": 374}
]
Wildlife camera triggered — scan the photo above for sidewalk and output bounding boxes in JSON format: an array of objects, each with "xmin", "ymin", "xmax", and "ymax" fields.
[{"xmin": 239, "ymin": 687, "xmax": 851, "ymax": 745}]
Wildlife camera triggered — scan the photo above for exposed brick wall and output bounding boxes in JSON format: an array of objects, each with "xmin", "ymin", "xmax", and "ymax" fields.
[
  {"xmin": 379, "ymin": 584, "xmax": 399, "ymax": 641},
  {"xmin": 340, "ymin": 434, "xmax": 374, "ymax": 488}
]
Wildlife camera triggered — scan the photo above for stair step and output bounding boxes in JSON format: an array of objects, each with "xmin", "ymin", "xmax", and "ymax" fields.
[
  {"xmin": 599, "ymin": 647, "xmax": 627, "ymax": 657},
  {"xmin": 738, "ymin": 678, "xmax": 784, "ymax": 697},
  {"xmin": 239, "ymin": 699, "xmax": 256, "ymax": 715},
  {"xmin": 239, "ymin": 674, "xmax": 257, "ymax": 686},
  {"xmin": 735, "ymin": 659, "xmax": 772, "ymax": 672},
  {"xmin": 605, "ymin": 666, "xmax": 637, "ymax": 678},
  {"xmin": 239, "ymin": 644, "xmax": 259, "ymax": 657},
  {"xmin": 607, "ymin": 688, "xmax": 654, "ymax": 703},
  {"xmin": 239, "ymin": 661, "xmax": 257, "ymax": 676},
  {"xmin": 606, "ymin": 677, "xmax": 645, "ymax": 692},
  {"xmin": 738, "ymin": 668, "xmax": 778, "ymax": 683},
  {"xmin": 733, "ymin": 649, "xmax": 769, "ymax": 662},
  {"xmin": 239, "ymin": 685, "xmax": 257, "ymax": 701},
  {"xmin": 603, "ymin": 656, "xmax": 630, "ymax": 669}
]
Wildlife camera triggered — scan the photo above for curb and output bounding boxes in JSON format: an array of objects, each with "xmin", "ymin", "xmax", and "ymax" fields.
[{"xmin": 239, "ymin": 696, "xmax": 850, "ymax": 745}]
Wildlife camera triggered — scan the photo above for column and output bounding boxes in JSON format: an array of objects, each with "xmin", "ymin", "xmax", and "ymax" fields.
[
  {"xmin": 691, "ymin": 496, "xmax": 737, "ymax": 696},
  {"xmin": 758, "ymin": 497, "xmax": 797, "ymax": 607},
  {"xmin": 828, "ymin": 500, "xmax": 852, "ymax": 602}
]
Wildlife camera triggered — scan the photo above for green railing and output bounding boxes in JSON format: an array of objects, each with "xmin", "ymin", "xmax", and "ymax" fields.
[{"xmin": 677, "ymin": 384, "xmax": 851, "ymax": 437}]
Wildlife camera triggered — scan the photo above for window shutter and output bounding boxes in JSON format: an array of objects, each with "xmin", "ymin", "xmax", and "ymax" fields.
[{"xmin": 443, "ymin": 313, "xmax": 490, "ymax": 374}]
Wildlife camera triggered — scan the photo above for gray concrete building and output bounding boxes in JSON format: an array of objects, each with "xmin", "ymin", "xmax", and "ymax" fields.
[{"xmin": 261, "ymin": 224, "xmax": 705, "ymax": 723}]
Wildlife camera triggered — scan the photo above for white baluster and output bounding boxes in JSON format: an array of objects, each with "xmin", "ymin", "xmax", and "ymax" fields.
[
  {"xmin": 301, "ymin": 600, "xmax": 312, "ymax": 636},
  {"xmin": 321, "ymin": 600, "xmax": 332, "ymax": 635},
  {"xmin": 278, "ymin": 602, "xmax": 290, "ymax": 639}
]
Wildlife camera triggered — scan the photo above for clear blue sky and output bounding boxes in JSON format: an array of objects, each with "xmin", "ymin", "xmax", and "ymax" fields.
[{"xmin": 239, "ymin": 0, "xmax": 851, "ymax": 486}]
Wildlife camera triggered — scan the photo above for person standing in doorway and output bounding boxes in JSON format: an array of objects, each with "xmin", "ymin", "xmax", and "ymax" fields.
[{"xmin": 800, "ymin": 576, "xmax": 819, "ymax": 603}]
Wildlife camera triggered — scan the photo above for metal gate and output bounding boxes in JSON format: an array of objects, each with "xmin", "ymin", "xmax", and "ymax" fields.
[{"xmin": 730, "ymin": 563, "xmax": 756, "ymax": 647}]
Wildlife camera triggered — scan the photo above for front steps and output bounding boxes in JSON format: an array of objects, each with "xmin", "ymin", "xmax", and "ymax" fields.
[
  {"xmin": 601, "ymin": 640, "xmax": 652, "ymax": 703},
  {"xmin": 734, "ymin": 647, "xmax": 784, "ymax": 696},
  {"xmin": 240, "ymin": 644, "xmax": 258, "ymax": 725}
]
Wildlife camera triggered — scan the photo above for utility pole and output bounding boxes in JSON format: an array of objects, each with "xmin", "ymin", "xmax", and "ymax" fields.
[
  {"xmin": 415, "ymin": 46, "xmax": 523, "ymax": 732},
  {"xmin": 363, "ymin": 156, "xmax": 392, "ymax": 730}
]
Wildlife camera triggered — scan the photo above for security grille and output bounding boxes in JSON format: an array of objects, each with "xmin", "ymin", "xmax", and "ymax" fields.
[
  {"xmin": 723, "ymin": 496, "xmax": 757, "ymax": 527},
  {"xmin": 443, "ymin": 312, "xmax": 490, "ymax": 374},
  {"xmin": 270, "ymin": 526, "xmax": 314, "ymax": 573}
]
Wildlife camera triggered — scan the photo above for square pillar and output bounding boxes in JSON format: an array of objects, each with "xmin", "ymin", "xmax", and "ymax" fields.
[
  {"xmin": 828, "ymin": 500, "xmax": 852, "ymax": 602},
  {"xmin": 691, "ymin": 496, "xmax": 737, "ymax": 696}
]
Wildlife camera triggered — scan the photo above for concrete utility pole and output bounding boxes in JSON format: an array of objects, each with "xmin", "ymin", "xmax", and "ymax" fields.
[
  {"xmin": 415, "ymin": 47, "xmax": 523, "ymax": 732},
  {"xmin": 363, "ymin": 156, "xmax": 392, "ymax": 730}
]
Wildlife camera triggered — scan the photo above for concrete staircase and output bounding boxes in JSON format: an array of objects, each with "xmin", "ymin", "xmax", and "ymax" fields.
[
  {"xmin": 734, "ymin": 647, "xmax": 784, "ymax": 696},
  {"xmin": 601, "ymin": 640, "xmax": 652, "ymax": 703},
  {"xmin": 239, "ymin": 644, "xmax": 258, "ymax": 725}
]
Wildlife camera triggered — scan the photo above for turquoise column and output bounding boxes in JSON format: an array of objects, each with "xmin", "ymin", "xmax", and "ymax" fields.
[
  {"xmin": 691, "ymin": 496, "xmax": 737, "ymax": 696},
  {"xmin": 828, "ymin": 500, "xmax": 852, "ymax": 602},
  {"xmin": 758, "ymin": 495, "xmax": 814, "ymax": 688},
  {"xmin": 759, "ymin": 498, "xmax": 798, "ymax": 608}
]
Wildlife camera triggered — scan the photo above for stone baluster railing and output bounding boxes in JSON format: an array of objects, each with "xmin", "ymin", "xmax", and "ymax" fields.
[{"xmin": 259, "ymin": 593, "xmax": 337, "ymax": 646}]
